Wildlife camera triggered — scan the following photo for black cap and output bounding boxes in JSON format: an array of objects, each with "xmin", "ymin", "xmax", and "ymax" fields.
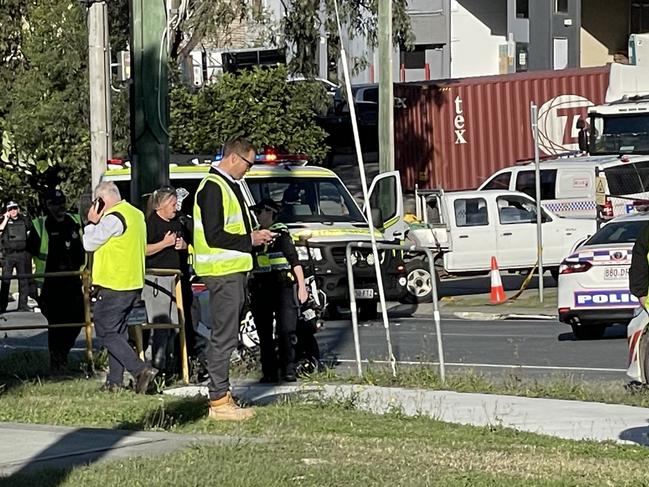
[
  {"xmin": 250, "ymin": 198, "xmax": 280, "ymax": 213},
  {"xmin": 6, "ymin": 201, "xmax": 18, "ymax": 210},
  {"xmin": 45, "ymin": 189, "xmax": 66, "ymax": 205}
]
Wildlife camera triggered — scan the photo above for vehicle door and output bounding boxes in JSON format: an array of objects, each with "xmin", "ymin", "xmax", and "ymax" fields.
[
  {"xmin": 367, "ymin": 171, "xmax": 407, "ymax": 240},
  {"xmin": 444, "ymin": 195, "xmax": 495, "ymax": 272},
  {"xmin": 553, "ymin": 168, "xmax": 595, "ymax": 218},
  {"xmin": 495, "ymin": 194, "xmax": 544, "ymax": 268}
]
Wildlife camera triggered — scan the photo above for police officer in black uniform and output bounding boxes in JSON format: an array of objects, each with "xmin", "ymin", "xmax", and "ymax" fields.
[
  {"xmin": 0, "ymin": 201, "xmax": 32, "ymax": 312},
  {"xmin": 250, "ymin": 199, "xmax": 308, "ymax": 383},
  {"xmin": 27, "ymin": 189, "xmax": 85, "ymax": 371}
]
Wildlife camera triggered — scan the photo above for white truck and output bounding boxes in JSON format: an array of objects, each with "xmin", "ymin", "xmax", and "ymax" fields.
[{"xmin": 402, "ymin": 188, "xmax": 597, "ymax": 302}]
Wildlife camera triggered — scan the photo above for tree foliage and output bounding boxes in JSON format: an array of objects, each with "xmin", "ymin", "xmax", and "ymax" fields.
[
  {"xmin": 170, "ymin": 66, "xmax": 329, "ymax": 162},
  {"xmin": 0, "ymin": 0, "xmax": 90, "ymax": 211}
]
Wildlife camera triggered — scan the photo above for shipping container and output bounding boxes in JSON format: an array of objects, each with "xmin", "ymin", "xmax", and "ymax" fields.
[{"xmin": 394, "ymin": 66, "xmax": 610, "ymax": 191}]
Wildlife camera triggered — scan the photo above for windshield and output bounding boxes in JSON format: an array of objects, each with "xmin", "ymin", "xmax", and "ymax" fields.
[
  {"xmin": 246, "ymin": 177, "xmax": 365, "ymax": 224},
  {"xmin": 585, "ymin": 220, "xmax": 648, "ymax": 245},
  {"xmin": 589, "ymin": 114, "xmax": 649, "ymax": 155}
]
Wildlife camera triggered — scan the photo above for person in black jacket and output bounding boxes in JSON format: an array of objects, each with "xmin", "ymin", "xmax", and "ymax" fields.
[
  {"xmin": 630, "ymin": 223, "xmax": 649, "ymax": 306},
  {"xmin": 0, "ymin": 201, "xmax": 33, "ymax": 312},
  {"xmin": 249, "ymin": 198, "xmax": 308, "ymax": 383}
]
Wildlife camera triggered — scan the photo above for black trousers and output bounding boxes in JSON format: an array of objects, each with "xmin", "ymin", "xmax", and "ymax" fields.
[
  {"xmin": 0, "ymin": 251, "xmax": 31, "ymax": 311},
  {"xmin": 250, "ymin": 279, "xmax": 298, "ymax": 379},
  {"xmin": 93, "ymin": 288, "xmax": 146, "ymax": 386},
  {"xmin": 40, "ymin": 276, "xmax": 85, "ymax": 369},
  {"xmin": 204, "ymin": 273, "xmax": 247, "ymax": 401}
]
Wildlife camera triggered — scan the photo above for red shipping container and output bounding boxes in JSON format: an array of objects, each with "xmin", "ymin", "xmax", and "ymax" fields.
[{"xmin": 394, "ymin": 66, "xmax": 610, "ymax": 191}]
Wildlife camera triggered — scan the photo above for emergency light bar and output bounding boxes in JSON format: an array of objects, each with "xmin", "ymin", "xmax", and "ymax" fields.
[{"xmin": 213, "ymin": 146, "xmax": 309, "ymax": 166}]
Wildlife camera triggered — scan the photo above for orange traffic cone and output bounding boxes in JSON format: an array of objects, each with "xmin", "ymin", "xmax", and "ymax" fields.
[{"xmin": 489, "ymin": 256, "xmax": 507, "ymax": 304}]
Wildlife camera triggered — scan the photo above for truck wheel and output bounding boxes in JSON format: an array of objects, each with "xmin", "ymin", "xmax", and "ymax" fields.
[
  {"xmin": 571, "ymin": 324, "xmax": 606, "ymax": 340},
  {"xmin": 358, "ymin": 302, "xmax": 378, "ymax": 321},
  {"xmin": 401, "ymin": 259, "xmax": 438, "ymax": 304}
]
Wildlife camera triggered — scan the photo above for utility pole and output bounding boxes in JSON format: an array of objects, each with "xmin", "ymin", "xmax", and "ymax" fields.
[
  {"xmin": 378, "ymin": 0, "xmax": 394, "ymax": 176},
  {"xmin": 88, "ymin": 0, "xmax": 112, "ymax": 192},
  {"xmin": 129, "ymin": 0, "xmax": 170, "ymax": 209}
]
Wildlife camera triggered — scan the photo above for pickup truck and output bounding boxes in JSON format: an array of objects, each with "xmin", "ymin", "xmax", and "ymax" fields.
[{"xmin": 402, "ymin": 189, "xmax": 597, "ymax": 302}]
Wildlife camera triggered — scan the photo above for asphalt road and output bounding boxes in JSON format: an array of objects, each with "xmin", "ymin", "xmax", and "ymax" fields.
[{"xmin": 315, "ymin": 316, "xmax": 630, "ymax": 382}]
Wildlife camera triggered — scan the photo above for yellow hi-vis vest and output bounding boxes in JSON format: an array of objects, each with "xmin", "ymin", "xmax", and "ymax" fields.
[
  {"xmin": 92, "ymin": 201, "xmax": 146, "ymax": 291},
  {"xmin": 32, "ymin": 213, "xmax": 84, "ymax": 282},
  {"xmin": 192, "ymin": 173, "xmax": 253, "ymax": 277}
]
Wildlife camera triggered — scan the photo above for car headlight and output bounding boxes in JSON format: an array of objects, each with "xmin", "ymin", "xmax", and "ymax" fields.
[{"xmin": 295, "ymin": 246, "xmax": 323, "ymax": 261}]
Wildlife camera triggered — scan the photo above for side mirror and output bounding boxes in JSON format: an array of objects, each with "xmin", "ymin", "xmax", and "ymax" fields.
[
  {"xmin": 371, "ymin": 208, "xmax": 383, "ymax": 229},
  {"xmin": 577, "ymin": 119, "xmax": 588, "ymax": 153}
]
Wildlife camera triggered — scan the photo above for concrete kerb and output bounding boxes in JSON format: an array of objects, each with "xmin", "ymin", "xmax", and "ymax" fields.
[
  {"xmin": 165, "ymin": 381, "xmax": 649, "ymax": 446},
  {"xmin": 451, "ymin": 311, "xmax": 558, "ymax": 321}
]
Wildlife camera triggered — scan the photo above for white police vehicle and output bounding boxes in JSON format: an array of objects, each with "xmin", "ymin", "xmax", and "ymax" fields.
[{"xmin": 558, "ymin": 213, "xmax": 649, "ymax": 339}]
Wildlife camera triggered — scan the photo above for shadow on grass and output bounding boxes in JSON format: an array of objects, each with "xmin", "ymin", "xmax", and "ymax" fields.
[{"xmin": 0, "ymin": 349, "xmax": 209, "ymax": 485}]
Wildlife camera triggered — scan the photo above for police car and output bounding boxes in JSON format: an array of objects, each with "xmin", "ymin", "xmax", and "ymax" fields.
[
  {"xmin": 558, "ymin": 213, "xmax": 649, "ymax": 340},
  {"xmin": 103, "ymin": 153, "xmax": 408, "ymax": 320}
]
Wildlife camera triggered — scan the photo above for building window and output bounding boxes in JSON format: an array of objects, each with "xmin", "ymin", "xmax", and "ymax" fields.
[
  {"xmin": 555, "ymin": 0, "xmax": 568, "ymax": 13},
  {"xmin": 400, "ymin": 44, "xmax": 436, "ymax": 69},
  {"xmin": 631, "ymin": 1, "xmax": 649, "ymax": 33},
  {"xmin": 516, "ymin": 0, "xmax": 529, "ymax": 19}
]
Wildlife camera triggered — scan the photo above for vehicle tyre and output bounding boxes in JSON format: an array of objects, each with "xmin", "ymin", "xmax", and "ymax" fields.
[
  {"xmin": 358, "ymin": 301, "xmax": 378, "ymax": 321},
  {"xmin": 400, "ymin": 259, "xmax": 439, "ymax": 304},
  {"xmin": 571, "ymin": 324, "xmax": 606, "ymax": 340}
]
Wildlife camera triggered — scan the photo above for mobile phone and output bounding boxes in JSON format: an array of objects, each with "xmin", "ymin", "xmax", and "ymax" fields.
[{"xmin": 94, "ymin": 197, "xmax": 105, "ymax": 214}]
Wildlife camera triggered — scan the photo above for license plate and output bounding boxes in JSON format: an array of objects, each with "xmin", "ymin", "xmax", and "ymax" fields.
[
  {"xmin": 354, "ymin": 289, "xmax": 374, "ymax": 299},
  {"xmin": 604, "ymin": 267, "xmax": 629, "ymax": 280}
]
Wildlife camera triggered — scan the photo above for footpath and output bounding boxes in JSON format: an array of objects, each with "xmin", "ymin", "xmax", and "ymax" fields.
[{"xmin": 3, "ymin": 379, "xmax": 648, "ymax": 477}]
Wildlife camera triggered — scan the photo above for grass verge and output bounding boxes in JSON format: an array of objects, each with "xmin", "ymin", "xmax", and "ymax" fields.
[{"xmin": 2, "ymin": 377, "xmax": 649, "ymax": 486}]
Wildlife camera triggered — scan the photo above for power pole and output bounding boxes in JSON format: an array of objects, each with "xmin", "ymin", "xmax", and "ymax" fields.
[
  {"xmin": 129, "ymin": 0, "xmax": 170, "ymax": 209},
  {"xmin": 378, "ymin": 0, "xmax": 394, "ymax": 175},
  {"xmin": 88, "ymin": 0, "xmax": 112, "ymax": 192}
]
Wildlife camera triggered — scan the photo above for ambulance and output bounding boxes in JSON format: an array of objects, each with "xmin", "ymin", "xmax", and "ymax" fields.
[{"xmin": 103, "ymin": 155, "xmax": 408, "ymax": 320}]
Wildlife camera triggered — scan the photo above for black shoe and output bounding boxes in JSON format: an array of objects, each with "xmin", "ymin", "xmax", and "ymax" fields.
[
  {"xmin": 282, "ymin": 374, "xmax": 297, "ymax": 383},
  {"xmin": 135, "ymin": 367, "xmax": 159, "ymax": 394},
  {"xmin": 259, "ymin": 375, "xmax": 279, "ymax": 384}
]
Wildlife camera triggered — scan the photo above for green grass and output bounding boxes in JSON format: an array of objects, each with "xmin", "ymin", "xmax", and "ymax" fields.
[
  {"xmin": 3, "ymin": 352, "xmax": 649, "ymax": 485},
  {"xmin": 2, "ymin": 378, "xmax": 649, "ymax": 486}
]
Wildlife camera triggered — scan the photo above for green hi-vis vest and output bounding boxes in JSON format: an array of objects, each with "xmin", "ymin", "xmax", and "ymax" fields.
[
  {"xmin": 254, "ymin": 223, "xmax": 292, "ymax": 274},
  {"xmin": 32, "ymin": 213, "xmax": 84, "ymax": 282},
  {"xmin": 92, "ymin": 201, "xmax": 146, "ymax": 291},
  {"xmin": 192, "ymin": 173, "xmax": 253, "ymax": 277}
]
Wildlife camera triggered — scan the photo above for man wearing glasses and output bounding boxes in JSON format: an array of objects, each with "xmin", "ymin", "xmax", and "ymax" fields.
[{"xmin": 193, "ymin": 137, "xmax": 274, "ymax": 421}]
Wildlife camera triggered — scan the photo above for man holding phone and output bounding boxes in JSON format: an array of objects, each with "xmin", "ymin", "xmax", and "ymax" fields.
[
  {"xmin": 193, "ymin": 137, "xmax": 274, "ymax": 421},
  {"xmin": 83, "ymin": 181, "xmax": 158, "ymax": 393},
  {"xmin": 0, "ymin": 201, "xmax": 33, "ymax": 312}
]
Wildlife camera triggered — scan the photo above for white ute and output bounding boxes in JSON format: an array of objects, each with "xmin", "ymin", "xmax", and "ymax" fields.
[{"xmin": 407, "ymin": 189, "xmax": 596, "ymax": 287}]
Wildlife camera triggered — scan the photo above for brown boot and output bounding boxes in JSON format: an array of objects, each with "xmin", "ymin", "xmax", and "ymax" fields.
[{"xmin": 208, "ymin": 392, "xmax": 255, "ymax": 421}]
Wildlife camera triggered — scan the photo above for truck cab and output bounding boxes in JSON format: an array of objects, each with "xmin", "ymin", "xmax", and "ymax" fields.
[
  {"xmin": 410, "ymin": 189, "xmax": 596, "ymax": 277},
  {"xmin": 103, "ymin": 161, "xmax": 408, "ymax": 320}
]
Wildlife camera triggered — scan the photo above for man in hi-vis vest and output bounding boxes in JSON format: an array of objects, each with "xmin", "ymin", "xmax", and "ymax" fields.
[
  {"xmin": 193, "ymin": 137, "xmax": 274, "ymax": 421},
  {"xmin": 83, "ymin": 181, "xmax": 158, "ymax": 393}
]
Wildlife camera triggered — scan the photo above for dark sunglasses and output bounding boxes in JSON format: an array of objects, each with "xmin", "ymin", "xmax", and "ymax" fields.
[{"xmin": 237, "ymin": 153, "xmax": 255, "ymax": 169}]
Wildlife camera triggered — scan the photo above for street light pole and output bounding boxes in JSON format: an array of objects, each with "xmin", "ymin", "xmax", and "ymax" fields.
[
  {"xmin": 378, "ymin": 0, "xmax": 394, "ymax": 175},
  {"xmin": 88, "ymin": 0, "xmax": 112, "ymax": 192}
]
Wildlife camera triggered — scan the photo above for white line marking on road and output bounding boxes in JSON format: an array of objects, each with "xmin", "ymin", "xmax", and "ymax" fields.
[{"xmin": 334, "ymin": 359, "xmax": 626, "ymax": 373}]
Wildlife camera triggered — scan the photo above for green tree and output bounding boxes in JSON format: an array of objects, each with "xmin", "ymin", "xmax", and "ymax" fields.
[
  {"xmin": 170, "ymin": 66, "xmax": 329, "ymax": 161},
  {"xmin": 0, "ymin": 0, "xmax": 90, "ymax": 211}
]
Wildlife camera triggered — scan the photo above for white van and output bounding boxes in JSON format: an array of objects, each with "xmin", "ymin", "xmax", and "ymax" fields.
[{"xmin": 478, "ymin": 154, "xmax": 649, "ymax": 220}]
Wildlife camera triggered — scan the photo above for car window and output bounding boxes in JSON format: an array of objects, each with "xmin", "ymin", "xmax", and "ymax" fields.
[
  {"xmin": 246, "ymin": 177, "xmax": 365, "ymax": 223},
  {"xmin": 496, "ymin": 195, "xmax": 550, "ymax": 224},
  {"xmin": 585, "ymin": 220, "xmax": 648, "ymax": 245},
  {"xmin": 454, "ymin": 198, "xmax": 488, "ymax": 227},
  {"xmin": 515, "ymin": 169, "xmax": 557, "ymax": 199},
  {"xmin": 482, "ymin": 172, "xmax": 512, "ymax": 190}
]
